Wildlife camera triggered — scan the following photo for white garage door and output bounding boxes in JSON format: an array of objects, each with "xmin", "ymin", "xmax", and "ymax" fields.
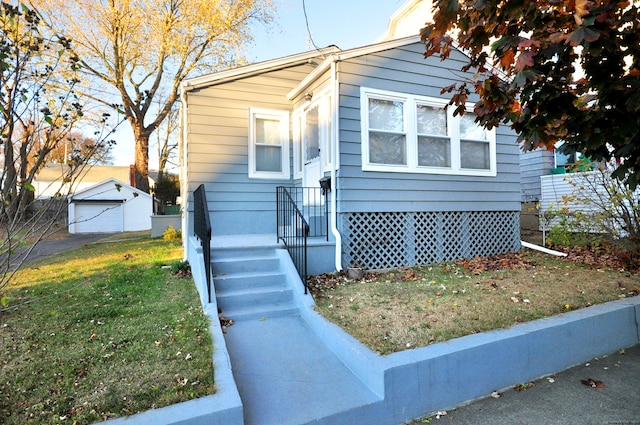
[{"xmin": 74, "ymin": 203, "xmax": 123, "ymax": 233}]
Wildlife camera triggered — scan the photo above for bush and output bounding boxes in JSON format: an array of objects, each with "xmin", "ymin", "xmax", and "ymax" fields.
[
  {"xmin": 163, "ymin": 225, "xmax": 181, "ymax": 241},
  {"xmin": 170, "ymin": 260, "xmax": 191, "ymax": 276},
  {"xmin": 543, "ymin": 168, "xmax": 640, "ymax": 252}
]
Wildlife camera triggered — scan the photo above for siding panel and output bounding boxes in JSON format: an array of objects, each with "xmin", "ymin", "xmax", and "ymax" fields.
[
  {"xmin": 520, "ymin": 149, "xmax": 553, "ymax": 202},
  {"xmin": 184, "ymin": 63, "xmax": 315, "ymax": 234},
  {"xmin": 335, "ymin": 43, "xmax": 520, "ymax": 214}
]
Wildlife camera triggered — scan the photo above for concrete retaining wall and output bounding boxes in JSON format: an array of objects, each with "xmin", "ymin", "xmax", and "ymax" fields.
[
  {"xmin": 100, "ymin": 236, "xmax": 640, "ymax": 425},
  {"xmin": 380, "ymin": 297, "xmax": 640, "ymax": 422},
  {"xmin": 151, "ymin": 214, "xmax": 182, "ymax": 238}
]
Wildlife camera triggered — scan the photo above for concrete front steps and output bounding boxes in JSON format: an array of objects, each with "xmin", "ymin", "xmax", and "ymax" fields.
[
  {"xmin": 211, "ymin": 244, "xmax": 384, "ymax": 425},
  {"xmin": 214, "ymin": 247, "xmax": 297, "ymax": 320}
]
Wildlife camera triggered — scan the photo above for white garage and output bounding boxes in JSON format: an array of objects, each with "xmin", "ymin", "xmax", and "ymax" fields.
[
  {"xmin": 73, "ymin": 201, "xmax": 124, "ymax": 233},
  {"xmin": 68, "ymin": 178, "xmax": 152, "ymax": 234}
]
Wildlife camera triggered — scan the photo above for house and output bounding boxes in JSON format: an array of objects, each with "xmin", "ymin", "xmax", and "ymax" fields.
[
  {"xmin": 33, "ymin": 163, "xmax": 158, "ymax": 199},
  {"xmin": 179, "ymin": 34, "xmax": 521, "ymax": 275},
  {"xmin": 520, "ymin": 144, "xmax": 586, "ymax": 203},
  {"xmin": 68, "ymin": 178, "xmax": 152, "ymax": 234}
]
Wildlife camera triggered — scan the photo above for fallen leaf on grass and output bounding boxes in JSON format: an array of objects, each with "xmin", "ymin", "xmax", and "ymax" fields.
[
  {"xmin": 581, "ymin": 378, "xmax": 605, "ymax": 388},
  {"xmin": 456, "ymin": 252, "xmax": 535, "ymax": 274}
]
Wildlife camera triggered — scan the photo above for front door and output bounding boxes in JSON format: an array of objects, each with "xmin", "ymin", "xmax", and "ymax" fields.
[{"xmin": 303, "ymin": 103, "xmax": 322, "ymax": 205}]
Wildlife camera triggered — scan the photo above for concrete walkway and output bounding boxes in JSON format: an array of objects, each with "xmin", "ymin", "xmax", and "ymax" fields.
[
  {"xmin": 223, "ymin": 315, "xmax": 381, "ymax": 425},
  {"xmin": 211, "ymin": 236, "xmax": 385, "ymax": 425}
]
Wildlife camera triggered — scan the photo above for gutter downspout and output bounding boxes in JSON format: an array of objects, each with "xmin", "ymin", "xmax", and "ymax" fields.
[
  {"xmin": 330, "ymin": 59, "xmax": 342, "ymax": 271},
  {"xmin": 179, "ymin": 86, "xmax": 190, "ymax": 260}
]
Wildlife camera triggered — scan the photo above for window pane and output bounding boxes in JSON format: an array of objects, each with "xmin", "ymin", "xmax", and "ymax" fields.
[
  {"xmin": 305, "ymin": 105, "xmax": 320, "ymax": 161},
  {"xmin": 460, "ymin": 113, "xmax": 487, "ymax": 140},
  {"xmin": 369, "ymin": 132, "xmax": 406, "ymax": 165},
  {"xmin": 461, "ymin": 140, "xmax": 490, "ymax": 169},
  {"xmin": 418, "ymin": 136, "xmax": 451, "ymax": 167},
  {"xmin": 256, "ymin": 145, "xmax": 282, "ymax": 172},
  {"xmin": 416, "ymin": 104, "xmax": 447, "ymax": 135},
  {"xmin": 369, "ymin": 98, "xmax": 404, "ymax": 132},
  {"xmin": 256, "ymin": 118, "xmax": 281, "ymax": 145}
]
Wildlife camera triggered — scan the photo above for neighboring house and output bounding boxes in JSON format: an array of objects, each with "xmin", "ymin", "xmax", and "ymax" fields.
[
  {"xmin": 179, "ymin": 34, "xmax": 521, "ymax": 274},
  {"xmin": 378, "ymin": 0, "xmax": 434, "ymax": 41},
  {"xmin": 520, "ymin": 144, "xmax": 587, "ymax": 203},
  {"xmin": 68, "ymin": 178, "xmax": 152, "ymax": 234},
  {"xmin": 33, "ymin": 163, "xmax": 157, "ymax": 199}
]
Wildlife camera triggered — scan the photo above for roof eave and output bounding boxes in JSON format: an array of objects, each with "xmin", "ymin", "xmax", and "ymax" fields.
[
  {"xmin": 288, "ymin": 35, "xmax": 423, "ymax": 100},
  {"xmin": 181, "ymin": 46, "xmax": 342, "ymax": 92}
]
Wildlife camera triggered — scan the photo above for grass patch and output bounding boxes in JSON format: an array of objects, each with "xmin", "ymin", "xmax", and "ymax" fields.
[
  {"xmin": 0, "ymin": 236, "xmax": 214, "ymax": 425},
  {"xmin": 310, "ymin": 251, "xmax": 639, "ymax": 355}
]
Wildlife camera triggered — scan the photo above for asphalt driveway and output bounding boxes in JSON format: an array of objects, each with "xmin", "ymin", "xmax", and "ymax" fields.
[{"xmin": 18, "ymin": 233, "xmax": 117, "ymax": 265}]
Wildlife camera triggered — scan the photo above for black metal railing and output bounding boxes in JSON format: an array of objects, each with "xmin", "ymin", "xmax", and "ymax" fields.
[
  {"xmin": 194, "ymin": 184, "xmax": 212, "ymax": 303},
  {"xmin": 276, "ymin": 186, "xmax": 311, "ymax": 293},
  {"xmin": 277, "ymin": 186, "xmax": 329, "ymax": 240}
]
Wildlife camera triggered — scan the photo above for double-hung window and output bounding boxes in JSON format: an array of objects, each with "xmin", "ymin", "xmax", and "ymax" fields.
[
  {"xmin": 362, "ymin": 87, "xmax": 496, "ymax": 176},
  {"xmin": 248, "ymin": 108, "xmax": 290, "ymax": 179}
]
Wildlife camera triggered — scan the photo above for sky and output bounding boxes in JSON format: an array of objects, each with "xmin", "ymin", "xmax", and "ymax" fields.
[
  {"xmin": 108, "ymin": 0, "xmax": 412, "ymax": 168},
  {"xmin": 247, "ymin": 0, "xmax": 408, "ymax": 63}
]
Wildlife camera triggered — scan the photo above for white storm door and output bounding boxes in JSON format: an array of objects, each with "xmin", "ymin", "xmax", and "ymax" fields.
[{"xmin": 302, "ymin": 104, "xmax": 322, "ymax": 205}]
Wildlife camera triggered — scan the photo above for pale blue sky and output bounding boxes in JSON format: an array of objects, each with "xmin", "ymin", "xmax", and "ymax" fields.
[{"xmin": 247, "ymin": 0, "xmax": 407, "ymax": 63}]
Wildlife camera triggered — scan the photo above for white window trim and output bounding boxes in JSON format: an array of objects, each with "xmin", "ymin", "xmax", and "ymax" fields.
[
  {"xmin": 248, "ymin": 108, "xmax": 290, "ymax": 180},
  {"xmin": 293, "ymin": 113, "xmax": 304, "ymax": 179},
  {"xmin": 360, "ymin": 87, "xmax": 497, "ymax": 177}
]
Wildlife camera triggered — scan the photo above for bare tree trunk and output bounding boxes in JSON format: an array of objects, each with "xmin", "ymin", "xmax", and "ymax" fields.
[
  {"xmin": 1, "ymin": 130, "xmax": 18, "ymax": 221},
  {"xmin": 134, "ymin": 128, "xmax": 150, "ymax": 193}
]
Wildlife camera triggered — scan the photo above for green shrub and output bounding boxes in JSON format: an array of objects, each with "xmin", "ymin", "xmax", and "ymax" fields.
[{"xmin": 170, "ymin": 260, "xmax": 191, "ymax": 276}]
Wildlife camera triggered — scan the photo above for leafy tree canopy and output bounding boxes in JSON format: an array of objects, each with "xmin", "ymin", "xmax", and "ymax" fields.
[
  {"xmin": 421, "ymin": 0, "xmax": 640, "ymax": 187},
  {"xmin": 30, "ymin": 0, "xmax": 276, "ymax": 193}
]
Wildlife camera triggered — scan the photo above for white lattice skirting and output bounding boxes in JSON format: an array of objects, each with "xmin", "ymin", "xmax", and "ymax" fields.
[{"xmin": 341, "ymin": 211, "xmax": 521, "ymax": 270}]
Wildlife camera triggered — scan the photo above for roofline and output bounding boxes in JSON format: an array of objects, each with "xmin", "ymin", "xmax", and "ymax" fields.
[
  {"xmin": 378, "ymin": 0, "xmax": 425, "ymax": 42},
  {"xmin": 71, "ymin": 177, "xmax": 152, "ymax": 199},
  {"xmin": 181, "ymin": 46, "xmax": 342, "ymax": 91},
  {"xmin": 288, "ymin": 35, "xmax": 423, "ymax": 100}
]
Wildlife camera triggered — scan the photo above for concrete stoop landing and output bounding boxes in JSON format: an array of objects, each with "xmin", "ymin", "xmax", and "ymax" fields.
[{"xmin": 101, "ymin": 235, "xmax": 640, "ymax": 425}]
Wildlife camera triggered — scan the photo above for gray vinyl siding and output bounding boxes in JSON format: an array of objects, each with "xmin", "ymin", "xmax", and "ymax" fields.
[
  {"xmin": 520, "ymin": 149, "xmax": 553, "ymax": 202},
  {"xmin": 335, "ymin": 42, "xmax": 521, "ymax": 214},
  {"xmin": 185, "ymin": 65, "xmax": 315, "ymax": 235}
]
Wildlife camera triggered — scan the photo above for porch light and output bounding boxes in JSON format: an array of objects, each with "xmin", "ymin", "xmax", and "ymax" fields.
[{"xmin": 319, "ymin": 176, "xmax": 331, "ymax": 195}]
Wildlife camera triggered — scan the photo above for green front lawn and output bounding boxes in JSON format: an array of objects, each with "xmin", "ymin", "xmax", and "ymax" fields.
[{"xmin": 0, "ymin": 235, "xmax": 214, "ymax": 425}]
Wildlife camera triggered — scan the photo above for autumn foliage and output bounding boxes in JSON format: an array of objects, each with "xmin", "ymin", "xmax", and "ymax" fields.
[{"xmin": 421, "ymin": 0, "xmax": 640, "ymax": 186}]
